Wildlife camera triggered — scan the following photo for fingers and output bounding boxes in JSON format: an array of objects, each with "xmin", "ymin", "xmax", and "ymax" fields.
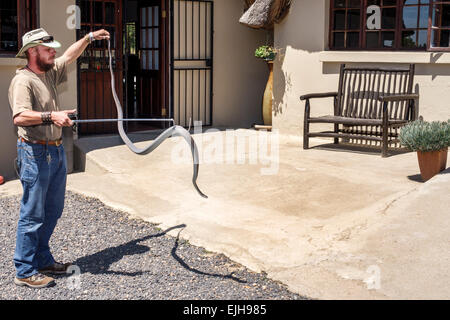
[
  {"xmin": 53, "ymin": 111, "xmax": 75, "ymax": 127},
  {"xmin": 94, "ymin": 29, "xmax": 110, "ymax": 40}
]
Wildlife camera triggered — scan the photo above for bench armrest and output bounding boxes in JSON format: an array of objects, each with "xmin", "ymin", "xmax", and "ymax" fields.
[
  {"xmin": 300, "ymin": 92, "xmax": 338, "ymax": 101},
  {"xmin": 378, "ymin": 93, "xmax": 419, "ymax": 102}
]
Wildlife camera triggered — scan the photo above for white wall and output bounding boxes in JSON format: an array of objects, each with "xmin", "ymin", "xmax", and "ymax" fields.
[{"xmin": 274, "ymin": 0, "xmax": 450, "ymax": 140}]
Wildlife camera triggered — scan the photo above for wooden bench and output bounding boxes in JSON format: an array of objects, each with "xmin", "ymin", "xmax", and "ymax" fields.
[{"xmin": 300, "ymin": 64, "xmax": 419, "ymax": 157}]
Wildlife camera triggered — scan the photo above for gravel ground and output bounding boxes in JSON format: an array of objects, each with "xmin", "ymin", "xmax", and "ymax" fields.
[{"xmin": 0, "ymin": 191, "xmax": 307, "ymax": 300}]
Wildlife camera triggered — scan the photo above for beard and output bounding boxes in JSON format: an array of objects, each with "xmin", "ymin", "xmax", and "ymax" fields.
[{"xmin": 36, "ymin": 52, "xmax": 55, "ymax": 72}]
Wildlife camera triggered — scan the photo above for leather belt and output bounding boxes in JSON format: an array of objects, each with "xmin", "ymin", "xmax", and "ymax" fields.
[{"xmin": 20, "ymin": 137, "xmax": 63, "ymax": 147}]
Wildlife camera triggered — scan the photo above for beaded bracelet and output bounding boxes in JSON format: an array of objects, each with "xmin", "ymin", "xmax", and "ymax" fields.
[{"xmin": 41, "ymin": 111, "xmax": 53, "ymax": 125}]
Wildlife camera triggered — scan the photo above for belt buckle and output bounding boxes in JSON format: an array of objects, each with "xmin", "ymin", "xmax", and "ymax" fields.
[{"xmin": 55, "ymin": 139, "xmax": 62, "ymax": 147}]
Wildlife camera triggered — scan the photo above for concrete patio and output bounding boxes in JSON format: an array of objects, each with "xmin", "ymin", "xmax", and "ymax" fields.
[{"xmin": 1, "ymin": 129, "xmax": 449, "ymax": 299}]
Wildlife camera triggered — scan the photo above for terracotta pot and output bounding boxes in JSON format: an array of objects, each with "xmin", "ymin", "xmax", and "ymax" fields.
[
  {"xmin": 262, "ymin": 61, "xmax": 273, "ymax": 126},
  {"xmin": 439, "ymin": 147, "xmax": 448, "ymax": 172},
  {"xmin": 417, "ymin": 148, "xmax": 448, "ymax": 182}
]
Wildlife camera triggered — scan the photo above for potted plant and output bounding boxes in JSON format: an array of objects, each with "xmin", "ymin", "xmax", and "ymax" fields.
[
  {"xmin": 255, "ymin": 45, "xmax": 277, "ymax": 127},
  {"xmin": 255, "ymin": 45, "xmax": 277, "ymax": 61},
  {"xmin": 399, "ymin": 120, "xmax": 450, "ymax": 181}
]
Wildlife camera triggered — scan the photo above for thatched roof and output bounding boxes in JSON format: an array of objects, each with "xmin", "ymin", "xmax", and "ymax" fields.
[{"xmin": 240, "ymin": 0, "xmax": 291, "ymax": 29}]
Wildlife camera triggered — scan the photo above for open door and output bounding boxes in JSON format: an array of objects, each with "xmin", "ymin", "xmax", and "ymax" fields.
[
  {"xmin": 77, "ymin": 0, "xmax": 123, "ymax": 135},
  {"xmin": 122, "ymin": 0, "xmax": 170, "ymax": 132},
  {"xmin": 131, "ymin": 0, "xmax": 170, "ymax": 130}
]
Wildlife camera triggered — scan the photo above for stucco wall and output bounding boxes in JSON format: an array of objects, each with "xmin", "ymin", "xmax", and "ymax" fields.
[
  {"xmin": 274, "ymin": 0, "xmax": 450, "ymax": 140},
  {"xmin": 212, "ymin": 0, "xmax": 268, "ymax": 128},
  {"xmin": 0, "ymin": 0, "xmax": 77, "ymax": 180}
]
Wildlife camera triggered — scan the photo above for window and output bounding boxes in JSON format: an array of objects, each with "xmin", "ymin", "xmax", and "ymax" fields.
[
  {"xmin": 431, "ymin": 1, "xmax": 450, "ymax": 48},
  {"xmin": 140, "ymin": 5, "xmax": 160, "ymax": 71},
  {"xmin": 329, "ymin": 0, "xmax": 450, "ymax": 51},
  {"xmin": 0, "ymin": 0, "xmax": 38, "ymax": 56},
  {"xmin": 78, "ymin": 0, "xmax": 118, "ymax": 71}
]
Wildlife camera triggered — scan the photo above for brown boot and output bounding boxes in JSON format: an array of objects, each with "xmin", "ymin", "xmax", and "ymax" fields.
[
  {"xmin": 14, "ymin": 273, "xmax": 55, "ymax": 288},
  {"xmin": 39, "ymin": 262, "xmax": 73, "ymax": 275}
]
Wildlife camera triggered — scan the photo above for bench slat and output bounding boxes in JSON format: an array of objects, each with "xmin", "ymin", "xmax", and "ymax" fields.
[
  {"xmin": 308, "ymin": 132, "xmax": 383, "ymax": 142},
  {"xmin": 308, "ymin": 116, "xmax": 409, "ymax": 126}
]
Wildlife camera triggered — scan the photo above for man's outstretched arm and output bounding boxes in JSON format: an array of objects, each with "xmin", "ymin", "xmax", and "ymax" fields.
[{"xmin": 62, "ymin": 29, "xmax": 110, "ymax": 65}]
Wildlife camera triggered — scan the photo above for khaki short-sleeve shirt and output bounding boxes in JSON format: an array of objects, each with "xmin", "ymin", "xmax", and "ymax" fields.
[{"xmin": 8, "ymin": 56, "xmax": 68, "ymax": 141}]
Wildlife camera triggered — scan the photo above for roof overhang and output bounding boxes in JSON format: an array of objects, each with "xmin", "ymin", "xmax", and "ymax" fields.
[{"xmin": 240, "ymin": 0, "xmax": 291, "ymax": 30}]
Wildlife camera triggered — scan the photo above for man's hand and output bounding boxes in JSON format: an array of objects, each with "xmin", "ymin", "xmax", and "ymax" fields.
[
  {"xmin": 52, "ymin": 109, "xmax": 76, "ymax": 127},
  {"xmin": 63, "ymin": 29, "xmax": 110, "ymax": 65},
  {"xmin": 92, "ymin": 29, "xmax": 110, "ymax": 41}
]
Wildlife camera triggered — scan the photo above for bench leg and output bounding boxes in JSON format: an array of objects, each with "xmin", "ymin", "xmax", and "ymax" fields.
[
  {"xmin": 334, "ymin": 124, "xmax": 339, "ymax": 145},
  {"xmin": 382, "ymin": 142, "xmax": 388, "ymax": 157},
  {"xmin": 303, "ymin": 124, "xmax": 309, "ymax": 149},
  {"xmin": 382, "ymin": 104, "xmax": 389, "ymax": 158},
  {"xmin": 303, "ymin": 101, "xmax": 310, "ymax": 150},
  {"xmin": 382, "ymin": 123, "xmax": 389, "ymax": 158}
]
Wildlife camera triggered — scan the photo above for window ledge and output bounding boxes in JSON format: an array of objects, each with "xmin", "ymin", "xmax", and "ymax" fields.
[
  {"xmin": 0, "ymin": 58, "xmax": 26, "ymax": 67},
  {"xmin": 319, "ymin": 51, "xmax": 450, "ymax": 64}
]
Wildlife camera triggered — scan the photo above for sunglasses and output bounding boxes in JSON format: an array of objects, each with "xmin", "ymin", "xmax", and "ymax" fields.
[{"xmin": 35, "ymin": 36, "xmax": 54, "ymax": 43}]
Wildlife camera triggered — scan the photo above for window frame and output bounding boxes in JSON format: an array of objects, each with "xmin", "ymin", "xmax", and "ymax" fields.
[
  {"xmin": 329, "ymin": 0, "xmax": 450, "ymax": 52},
  {"xmin": 0, "ymin": 0, "xmax": 39, "ymax": 57},
  {"xmin": 428, "ymin": 0, "xmax": 450, "ymax": 51}
]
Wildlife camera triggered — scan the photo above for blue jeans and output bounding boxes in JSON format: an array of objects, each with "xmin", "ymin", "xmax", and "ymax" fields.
[{"xmin": 14, "ymin": 139, "xmax": 67, "ymax": 279}]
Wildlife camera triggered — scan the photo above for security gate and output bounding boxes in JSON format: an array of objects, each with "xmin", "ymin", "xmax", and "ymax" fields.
[{"xmin": 170, "ymin": 0, "xmax": 213, "ymax": 127}]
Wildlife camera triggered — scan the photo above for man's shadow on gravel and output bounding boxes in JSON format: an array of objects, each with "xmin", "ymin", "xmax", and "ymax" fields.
[{"xmin": 72, "ymin": 224, "xmax": 246, "ymax": 283}]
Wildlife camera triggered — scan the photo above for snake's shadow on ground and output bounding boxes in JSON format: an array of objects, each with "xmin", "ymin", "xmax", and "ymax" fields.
[{"xmin": 70, "ymin": 224, "xmax": 246, "ymax": 283}]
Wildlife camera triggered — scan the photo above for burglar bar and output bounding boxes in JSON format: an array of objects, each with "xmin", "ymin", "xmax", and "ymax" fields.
[{"xmin": 170, "ymin": 0, "xmax": 213, "ymax": 128}]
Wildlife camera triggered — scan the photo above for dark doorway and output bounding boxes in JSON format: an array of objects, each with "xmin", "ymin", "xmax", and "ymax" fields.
[
  {"xmin": 124, "ymin": 0, "xmax": 170, "ymax": 132},
  {"xmin": 76, "ymin": 0, "xmax": 212, "ymax": 135},
  {"xmin": 77, "ymin": 0, "xmax": 169, "ymax": 135}
]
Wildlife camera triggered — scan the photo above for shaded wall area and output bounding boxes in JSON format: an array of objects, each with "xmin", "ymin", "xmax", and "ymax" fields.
[{"xmin": 213, "ymin": 0, "xmax": 268, "ymax": 128}]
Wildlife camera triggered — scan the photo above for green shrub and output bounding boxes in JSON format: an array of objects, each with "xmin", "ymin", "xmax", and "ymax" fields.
[
  {"xmin": 255, "ymin": 45, "xmax": 276, "ymax": 61},
  {"xmin": 399, "ymin": 120, "xmax": 450, "ymax": 152}
]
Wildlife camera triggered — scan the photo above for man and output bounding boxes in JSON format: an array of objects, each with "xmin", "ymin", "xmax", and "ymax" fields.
[{"xmin": 9, "ymin": 28, "xmax": 110, "ymax": 288}]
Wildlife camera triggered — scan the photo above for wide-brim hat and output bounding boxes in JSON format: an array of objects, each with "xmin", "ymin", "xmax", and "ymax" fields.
[{"xmin": 16, "ymin": 28, "xmax": 61, "ymax": 59}]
